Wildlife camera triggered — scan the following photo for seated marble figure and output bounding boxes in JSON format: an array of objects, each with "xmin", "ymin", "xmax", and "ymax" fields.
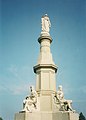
[
  {"xmin": 22, "ymin": 86, "xmax": 37, "ymax": 112},
  {"xmin": 54, "ymin": 85, "xmax": 74, "ymax": 111}
]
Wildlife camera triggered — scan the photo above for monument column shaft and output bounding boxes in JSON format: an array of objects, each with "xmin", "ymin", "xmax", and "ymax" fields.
[
  {"xmin": 34, "ymin": 36, "xmax": 57, "ymax": 93},
  {"xmin": 40, "ymin": 39, "xmax": 50, "ymax": 53},
  {"xmin": 37, "ymin": 37, "xmax": 54, "ymax": 65}
]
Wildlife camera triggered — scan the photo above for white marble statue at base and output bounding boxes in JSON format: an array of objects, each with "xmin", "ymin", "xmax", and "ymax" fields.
[
  {"xmin": 54, "ymin": 85, "xmax": 75, "ymax": 112},
  {"xmin": 21, "ymin": 86, "xmax": 38, "ymax": 113}
]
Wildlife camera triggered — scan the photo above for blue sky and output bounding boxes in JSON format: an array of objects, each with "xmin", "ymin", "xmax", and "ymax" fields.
[{"xmin": 0, "ymin": 0, "xmax": 86, "ymax": 119}]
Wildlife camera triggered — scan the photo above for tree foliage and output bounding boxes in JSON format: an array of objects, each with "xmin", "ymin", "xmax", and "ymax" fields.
[
  {"xmin": 79, "ymin": 112, "xmax": 86, "ymax": 120},
  {"xmin": 0, "ymin": 117, "xmax": 3, "ymax": 120}
]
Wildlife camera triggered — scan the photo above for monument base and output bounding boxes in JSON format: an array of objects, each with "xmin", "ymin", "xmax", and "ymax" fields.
[{"xmin": 14, "ymin": 111, "xmax": 79, "ymax": 120}]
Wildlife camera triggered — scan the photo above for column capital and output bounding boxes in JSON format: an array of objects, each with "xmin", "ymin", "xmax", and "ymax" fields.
[
  {"xmin": 38, "ymin": 36, "xmax": 52, "ymax": 44},
  {"xmin": 33, "ymin": 64, "xmax": 57, "ymax": 73}
]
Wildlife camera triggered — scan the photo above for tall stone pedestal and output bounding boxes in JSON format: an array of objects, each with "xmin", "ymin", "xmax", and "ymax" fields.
[{"xmin": 15, "ymin": 111, "xmax": 79, "ymax": 120}]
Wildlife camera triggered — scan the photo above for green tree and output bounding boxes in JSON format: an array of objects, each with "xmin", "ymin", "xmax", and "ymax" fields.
[
  {"xmin": 0, "ymin": 117, "xmax": 3, "ymax": 120},
  {"xmin": 79, "ymin": 112, "xmax": 86, "ymax": 120}
]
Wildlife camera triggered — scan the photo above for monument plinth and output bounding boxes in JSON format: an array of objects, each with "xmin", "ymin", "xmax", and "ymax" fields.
[{"xmin": 14, "ymin": 14, "xmax": 79, "ymax": 120}]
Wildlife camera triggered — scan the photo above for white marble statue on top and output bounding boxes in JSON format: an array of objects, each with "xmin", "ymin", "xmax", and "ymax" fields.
[
  {"xmin": 54, "ymin": 85, "xmax": 74, "ymax": 111},
  {"xmin": 21, "ymin": 86, "xmax": 37, "ymax": 112},
  {"xmin": 41, "ymin": 14, "xmax": 51, "ymax": 36}
]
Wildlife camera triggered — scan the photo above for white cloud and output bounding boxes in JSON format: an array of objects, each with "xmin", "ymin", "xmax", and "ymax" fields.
[
  {"xmin": 80, "ymin": 85, "xmax": 86, "ymax": 94},
  {"xmin": 10, "ymin": 84, "xmax": 29, "ymax": 95},
  {"xmin": 9, "ymin": 84, "xmax": 30, "ymax": 95},
  {"xmin": 0, "ymin": 82, "xmax": 34, "ymax": 95},
  {"xmin": 1, "ymin": 64, "xmax": 35, "ymax": 95},
  {"xmin": 0, "ymin": 84, "xmax": 7, "ymax": 91},
  {"xmin": 0, "ymin": 82, "xmax": 29, "ymax": 95},
  {"xmin": 73, "ymin": 100, "xmax": 86, "ymax": 103},
  {"xmin": 57, "ymin": 83, "xmax": 86, "ymax": 95},
  {"xmin": 8, "ymin": 64, "xmax": 18, "ymax": 77}
]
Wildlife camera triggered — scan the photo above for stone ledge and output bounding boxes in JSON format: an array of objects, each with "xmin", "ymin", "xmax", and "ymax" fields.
[
  {"xmin": 14, "ymin": 111, "xmax": 79, "ymax": 120},
  {"xmin": 33, "ymin": 64, "xmax": 57, "ymax": 73},
  {"xmin": 38, "ymin": 36, "xmax": 52, "ymax": 43}
]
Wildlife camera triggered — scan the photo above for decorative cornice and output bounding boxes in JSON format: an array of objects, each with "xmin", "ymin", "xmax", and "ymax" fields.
[
  {"xmin": 33, "ymin": 64, "xmax": 57, "ymax": 73},
  {"xmin": 38, "ymin": 36, "xmax": 52, "ymax": 43}
]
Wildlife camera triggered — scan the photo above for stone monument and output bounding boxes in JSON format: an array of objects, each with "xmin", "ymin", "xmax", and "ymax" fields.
[{"xmin": 14, "ymin": 14, "xmax": 79, "ymax": 120}]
